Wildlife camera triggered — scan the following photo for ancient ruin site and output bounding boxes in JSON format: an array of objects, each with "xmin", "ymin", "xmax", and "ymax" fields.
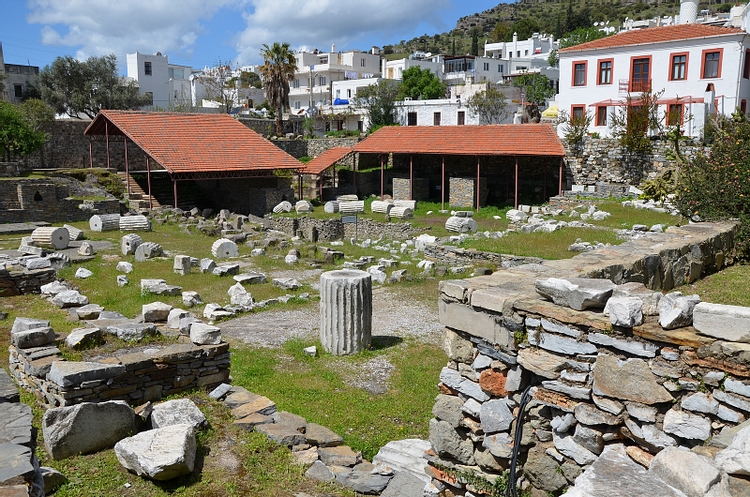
[{"xmin": 2, "ymin": 115, "xmax": 750, "ymax": 497}]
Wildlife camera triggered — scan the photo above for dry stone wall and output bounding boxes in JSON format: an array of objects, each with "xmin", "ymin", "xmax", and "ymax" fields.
[
  {"xmin": 0, "ymin": 267, "xmax": 56, "ymax": 297},
  {"xmin": 9, "ymin": 341, "xmax": 230, "ymax": 409},
  {"xmin": 430, "ymin": 221, "xmax": 741, "ymax": 495},
  {"xmin": 393, "ymin": 178, "xmax": 430, "ymax": 201}
]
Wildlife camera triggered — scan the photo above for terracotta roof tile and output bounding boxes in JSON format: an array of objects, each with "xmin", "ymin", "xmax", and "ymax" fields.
[
  {"xmin": 559, "ymin": 24, "xmax": 744, "ymax": 53},
  {"xmin": 353, "ymin": 124, "xmax": 565, "ymax": 157},
  {"xmin": 301, "ymin": 147, "xmax": 353, "ymax": 175},
  {"xmin": 84, "ymin": 111, "xmax": 301, "ymax": 175}
]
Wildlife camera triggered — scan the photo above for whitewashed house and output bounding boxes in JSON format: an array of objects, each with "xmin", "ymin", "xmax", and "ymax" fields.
[
  {"xmin": 557, "ymin": 21, "xmax": 750, "ymax": 138},
  {"xmin": 382, "ymin": 55, "xmax": 443, "ymax": 81},
  {"xmin": 126, "ymin": 52, "xmax": 193, "ymax": 109}
]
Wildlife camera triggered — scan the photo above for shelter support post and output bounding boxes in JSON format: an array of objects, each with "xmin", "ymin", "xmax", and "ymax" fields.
[
  {"xmin": 559, "ymin": 158, "xmax": 564, "ymax": 196},
  {"xmin": 380, "ymin": 155, "xmax": 384, "ymax": 199},
  {"xmin": 88, "ymin": 139, "xmax": 93, "ymax": 169},
  {"xmin": 409, "ymin": 155, "xmax": 413, "ymax": 200},
  {"xmin": 506, "ymin": 163, "xmax": 509, "ymax": 203},
  {"xmin": 173, "ymin": 179, "xmax": 178, "ymax": 209},
  {"xmin": 476, "ymin": 156, "xmax": 480, "ymax": 210},
  {"xmin": 146, "ymin": 156, "xmax": 152, "ymax": 210},
  {"xmin": 441, "ymin": 156, "xmax": 445, "ymax": 211},
  {"xmin": 353, "ymin": 154, "xmax": 357, "ymax": 190},
  {"xmin": 105, "ymin": 121, "xmax": 111, "ymax": 171},
  {"xmin": 124, "ymin": 137, "xmax": 130, "ymax": 195},
  {"xmin": 543, "ymin": 163, "xmax": 547, "ymax": 201},
  {"xmin": 514, "ymin": 156, "xmax": 519, "ymax": 209}
]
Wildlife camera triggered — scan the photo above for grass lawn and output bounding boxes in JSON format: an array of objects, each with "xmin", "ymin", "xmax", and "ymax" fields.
[{"xmin": 0, "ymin": 199, "xmax": 700, "ymax": 496}]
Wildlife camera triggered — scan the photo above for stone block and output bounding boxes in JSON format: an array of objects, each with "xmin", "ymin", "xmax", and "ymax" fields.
[{"xmin": 693, "ymin": 302, "xmax": 750, "ymax": 342}]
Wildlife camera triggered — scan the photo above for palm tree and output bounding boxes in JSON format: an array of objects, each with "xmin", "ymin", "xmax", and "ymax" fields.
[{"xmin": 259, "ymin": 42, "xmax": 298, "ymax": 136}]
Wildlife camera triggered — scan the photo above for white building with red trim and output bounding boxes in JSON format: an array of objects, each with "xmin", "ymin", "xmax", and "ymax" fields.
[{"xmin": 557, "ymin": 22, "xmax": 750, "ymax": 138}]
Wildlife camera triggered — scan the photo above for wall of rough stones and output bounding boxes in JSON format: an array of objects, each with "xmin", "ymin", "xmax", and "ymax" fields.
[
  {"xmin": 9, "ymin": 341, "xmax": 230, "ymax": 409},
  {"xmin": 392, "ymin": 178, "xmax": 430, "ymax": 201},
  {"xmin": 429, "ymin": 221, "xmax": 740, "ymax": 495},
  {"xmin": 423, "ymin": 244, "xmax": 544, "ymax": 269},
  {"xmin": 563, "ymin": 137, "xmax": 708, "ymax": 187},
  {"xmin": 343, "ymin": 218, "xmax": 418, "ymax": 241},
  {"xmin": 0, "ymin": 179, "xmax": 120, "ymax": 223},
  {"xmin": 0, "ymin": 267, "xmax": 56, "ymax": 297},
  {"xmin": 270, "ymin": 137, "xmax": 360, "ymax": 162},
  {"xmin": 265, "ymin": 216, "xmax": 345, "ymax": 242}
]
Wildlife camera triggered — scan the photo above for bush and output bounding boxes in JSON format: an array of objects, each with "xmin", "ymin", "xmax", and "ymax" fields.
[{"xmin": 674, "ymin": 111, "xmax": 750, "ymax": 257}]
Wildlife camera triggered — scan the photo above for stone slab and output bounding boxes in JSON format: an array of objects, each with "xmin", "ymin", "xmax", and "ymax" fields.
[
  {"xmin": 0, "ymin": 369, "xmax": 20, "ymax": 403},
  {"xmin": 693, "ymin": 302, "xmax": 750, "ymax": 343},
  {"xmin": 0, "ymin": 443, "xmax": 34, "ymax": 485},
  {"xmin": 47, "ymin": 361, "xmax": 125, "ymax": 387},
  {"xmin": 514, "ymin": 298, "xmax": 613, "ymax": 331},
  {"xmin": 438, "ymin": 299, "xmax": 513, "ymax": 349},
  {"xmin": 632, "ymin": 321, "xmax": 713, "ymax": 349}
]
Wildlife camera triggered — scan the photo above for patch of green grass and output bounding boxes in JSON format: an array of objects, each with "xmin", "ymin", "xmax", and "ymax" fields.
[
  {"xmin": 460, "ymin": 227, "xmax": 624, "ymax": 260},
  {"xmin": 586, "ymin": 201, "xmax": 684, "ymax": 230},
  {"xmin": 231, "ymin": 339, "xmax": 445, "ymax": 461},
  {"xmin": 685, "ymin": 263, "xmax": 750, "ymax": 306}
]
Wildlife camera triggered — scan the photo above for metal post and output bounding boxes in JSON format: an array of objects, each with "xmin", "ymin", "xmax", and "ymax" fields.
[
  {"xmin": 353, "ymin": 154, "xmax": 357, "ymax": 188},
  {"xmin": 146, "ymin": 156, "xmax": 152, "ymax": 209},
  {"xmin": 380, "ymin": 154, "xmax": 384, "ymax": 199},
  {"xmin": 514, "ymin": 156, "xmax": 519, "ymax": 209},
  {"xmin": 124, "ymin": 137, "xmax": 130, "ymax": 194},
  {"xmin": 88, "ymin": 139, "xmax": 93, "ymax": 169},
  {"xmin": 173, "ymin": 179, "xmax": 178, "ymax": 209},
  {"xmin": 105, "ymin": 121, "xmax": 111, "ymax": 170},
  {"xmin": 559, "ymin": 158, "xmax": 564, "ymax": 196},
  {"xmin": 476, "ymin": 156, "xmax": 480, "ymax": 210},
  {"xmin": 441, "ymin": 155, "xmax": 445, "ymax": 211},
  {"xmin": 409, "ymin": 154, "xmax": 413, "ymax": 200}
]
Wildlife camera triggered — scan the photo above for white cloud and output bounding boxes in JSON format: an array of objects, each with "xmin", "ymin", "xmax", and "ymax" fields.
[
  {"xmin": 27, "ymin": 0, "xmax": 234, "ymax": 63},
  {"xmin": 234, "ymin": 0, "xmax": 450, "ymax": 65}
]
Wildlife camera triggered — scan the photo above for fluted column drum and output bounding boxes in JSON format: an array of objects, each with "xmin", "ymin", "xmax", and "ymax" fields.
[{"xmin": 319, "ymin": 270, "xmax": 372, "ymax": 355}]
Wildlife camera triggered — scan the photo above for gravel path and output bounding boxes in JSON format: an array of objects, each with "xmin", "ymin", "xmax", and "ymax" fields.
[{"xmin": 220, "ymin": 285, "xmax": 442, "ymax": 348}]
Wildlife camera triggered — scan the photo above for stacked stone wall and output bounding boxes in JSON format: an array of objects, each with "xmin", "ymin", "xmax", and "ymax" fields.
[
  {"xmin": 423, "ymin": 244, "xmax": 543, "ymax": 268},
  {"xmin": 266, "ymin": 215, "xmax": 418, "ymax": 242},
  {"xmin": 392, "ymin": 178, "xmax": 430, "ymax": 200},
  {"xmin": 0, "ymin": 267, "xmax": 56, "ymax": 297},
  {"xmin": 430, "ymin": 221, "xmax": 742, "ymax": 495},
  {"xmin": 9, "ymin": 342, "xmax": 230, "ymax": 409}
]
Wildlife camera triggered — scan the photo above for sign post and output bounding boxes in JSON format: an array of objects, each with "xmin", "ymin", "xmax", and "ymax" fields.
[{"xmin": 341, "ymin": 215, "xmax": 357, "ymax": 242}]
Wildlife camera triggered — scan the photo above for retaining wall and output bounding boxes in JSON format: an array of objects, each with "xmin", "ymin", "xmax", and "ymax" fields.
[
  {"xmin": 430, "ymin": 221, "xmax": 741, "ymax": 495},
  {"xmin": 0, "ymin": 267, "xmax": 57, "ymax": 298},
  {"xmin": 9, "ymin": 341, "xmax": 230, "ymax": 409},
  {"xmin": 266, "ymin": 216, "xmax": 419, "ymax": 242},
  {"xmin": 423, "ymin": 245, "xmax": 544, "ymax": 269}
]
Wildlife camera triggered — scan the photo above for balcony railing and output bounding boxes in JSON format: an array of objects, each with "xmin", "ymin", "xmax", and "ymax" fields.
[{"xmin": 620, "ymin": 79, "xmax": 652, "ymax": 93}]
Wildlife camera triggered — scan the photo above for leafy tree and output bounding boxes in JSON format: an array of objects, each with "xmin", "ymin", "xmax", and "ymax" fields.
[
  {"xmin": 240, "ymin": 71, "xmax": 262, "ymax": 89},
  {"xmin": 19, "ymin": 99, "xmax": 55, "ymax": 132},
  {"xmin": 466, "ymin": 85, "xmax": 510, "ymax": 124},
  {"xmin": 398, "ymin": 66, "xmax": 445, "ymax": 100},
  {"xmin": 609, "ymin": 89, "xmax": 664, "ymax": 154},
  {"xmin": 0, "ymin": 101, "xmax": 48, "ymax": 160},
  {"xmin": 548, "ymin": 49, "xmax": 559, "ymax": 68},
  {"xmin": 557, "ymin": 108, "xmax": 593, "ymax": 145},
  {"xmin": 491, "ymin": 22, "xmax": 511, "ymax": 43},
  {"xmin": 509, "ymin": 18, "xmax": 541, "ymax": 41},
  {"xmin": 259, "ymin": 42, "xmax": 298, "ymax": 136},
  {"xmin": 353, "ymin": 79, "xmax": 400, "ymax": 132},
  {"xmin": 471, "ymin": 29, "xmax": 479, "ymax": 56},
  {"xmin": 512, "ymin": 73, "xmax": 556, "ymax": 123},
  {"xmin": 674, "ymin": 111, "xmax": 750, "ymax": 257},
  {"xmin": 38, "ymin": 54, "xmax": 150, "ymax": 119},
  {"xmin": 559, "ymin": 26, "xmax": 609, "ymax": 49},
  {"xmin": 200, "ymin": 60, "xmax": 238, "ymax": 114}
]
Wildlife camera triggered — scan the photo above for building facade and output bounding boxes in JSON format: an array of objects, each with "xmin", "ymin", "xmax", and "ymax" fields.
[
  {"xmin": 0, "ymin": 43, "xmax": 39, "ymax": 104},
  {"xmin": 126, "ymin": 52, "xmax": 193, "ymax": 110}
]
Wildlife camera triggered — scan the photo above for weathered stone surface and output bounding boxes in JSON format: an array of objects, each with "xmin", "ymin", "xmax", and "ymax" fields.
[
  {"xmin": 553, "ymin": 432, "xmax": 598, "ymax": 465},
  {"xmin": 319, "ymin": 270, "xmax": 372, "ymax": 356},
  {"xmin": 574, "ymin": 403, "xmax": 621, "ymax": 426},
  {"xmin": 372, "ymin": 438, "xmax": 432, "ymax": 485},
  {"xmin": 333, "ymin": 461, "xmax": 393, "ymax": 494},
  {"xmin": 625, "ymin": 403, "xmax": 658, "ymax": 423},
  {"xmin": 535, "ymin": 277, "xmax": 616, "ymax": 311},
  {"xmin": 564, "ymin": 445, "xmax": 688, "ymax": 497},
  {"xmin": 117, "ymin": 261, "xmax": 134, "ymax": 273},
  {"xmin": 542, "ymin": 380, "xmax": 591, "ymax": 400},
  {"xmin": 681, "ymin": 392, "xmax": 720, "ymax": 415},
  {"xmin": 591, "ymin": 355, "xmax": 673, "ymax": 405},
  {"xmin": 480, "ymin": 399, "xmax": 515, "ymax": 434},
  {"xmin": 524, "ymin": 443, "xmax": 568, "ymax": 492},
  {"xmin": 182, "ymin": 291, "xmax": 203, "ymax": 307},
  {"xmin": 693, "ymin": 302, "xmax": 750, "ymax": 343},
  {"xmin": 173, "ymin": 255, "xmax": 191, "ymax": 275},
  {"xmin": 432, "ymin": 394, "xmax": 463, "ymax": 428},
  {"xmin": 11, "ymin": 327, "xmax": 55, "ymax": 349},
  {"xmin": 43, "ymin": 401, "xmax": 138, "ymax": 460},
  {"xmin": 142, "ymin": 302, "xmax": 172, "ymax": 322},
  {"xmin": 663, "ymin": 408, "xmax": 712, "ymax": 441},
  {"xmin": 592, "ymin": 394, "xmax": 624, "ymax": 415},
  {"xmin": 134, "ymin": 241, "xmax": 163, "ymax": 261},
  {"xmin": 211, "ymin": 238, "xmax": 239, "ymax": 258},
  {"xmin": 659, "ymin": 292, "xmax": 701, "ymax": 330},
  {"xmin": 429, "ymin": 419, "xmax": 474, "ymax": 465},
  {"xmin": 318, "ymin": 445, "xmax": 362, "ymax": 467},
  {"xmin": 574, "ymin": 424, "xmax": 604, "ymax": 455},
  {"xmin": 0, "ymin": 369, "xmax": 19, "ymax": 403},
  {"xmin": 0, "ymin": 403, "xmax": 32, "ymax": 446},
  {"xmin": 0, "ymin": 443, "xmax": 34, "ymax": 485},
  {"xmin": 150, "ymin": 399, "xmax": 206, "ymax": 430},
  {"xmin": 233, "ymin": 272, "xmax": 267, "ymax": 285},
  {"xmin": 306, "ymin": 460, "xmax": 335, "ymax": 481},
  {"xmin": 442, "ymin": 328, "xmax": 475, "ymax": 363},
  {"xmin": 607, "ymin": 297, "xmax": 645, "ymax": 328},
  {"xmin": 305, "ymin": 423, "xmax": 343, "ymax": 447},
  {"xmin": 117, "ymin": 274, "xmax": 129, "ymax": 287},
  {"xmin": 107, "ymin": 322, "xmax": 158, "ymax": 341},
  {"xmin": 517, "ymin": 348, "xmax": 567, "ymax": 379},
  {"xmin": 190, "ymin": 323, "xmax": 221, "ymax": 345},
  {"xmin": 649, "ymin": 446, "xmax": 721, "ymax": 497},
  {"xmin": 51, "ymin": 290, "xmax": 88, "ymax": 308},
  {"xmin": 716, "ymin": 425, "xmax": 750, "ymax": 476},
  {"xmin": 41, "ymin": 465, "xmax": 67, "ymax": 494},
  {"xmin": 479, "ymin": 368, "xmax": 509, "ymax": 397},
  {"xmin": 65, "ymin": 327, "xmax": 103, "ymax": 350},
  {"xmin": 626, "ymin": 445, "xmax": 654, "ymax": 468},
  {"xmin": 439, "ymin": 299, "xmax": 514, "ymax": 350},
  {"xmin": 482, "ymin": 432, "xmax": 514, "ymax": 458},
  {"xmin": 379, "ymin": 471, "xmax": 427, "ymax": 497},
  {"xmin": 457, "ymin": 378, "xmax": 489, "ymax": 402},
  {"xmin": 74, "ymin": 267, "xmax": 93, "ymax": 279},
  {"xmin": 47, "ymin": 361, "xmax": 125, "ymax": 387},
  {"xmin": 255, "ymin": 423, "xmax": 306, "ymax": 447},
  {"xmin": 74, "ymin": 304, "xmax": 103, "ymax": 320},
  {"xmin": 588, "ymin": 332, "xmax": 658, "ymax": 358},
  {"xmin": 233, "ymin": 413, "xmax": 272, "ymax": 430},
  {"xmin": 114, "ymin": 424, "xmax": 196, "ymax": 480},
  {"xmin": 272, "ymin": 277, "xmax": 301, "ymax": 290},
  {"xmin": 121, "ymin": 234, "xmax": 143, "ymax": 255}
]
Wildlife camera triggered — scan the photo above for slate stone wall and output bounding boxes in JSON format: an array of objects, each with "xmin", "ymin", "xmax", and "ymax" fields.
[
  {"xmin": 0, "ymin": 268, "xmax": 56, "ymax": 297},
  {"xmin": 430, "ymin": 221, "xmax": 742, "ymax": 495},
  {"xmin": 9, "ymin": 342, "xmax": 230, "ymax": 409}
]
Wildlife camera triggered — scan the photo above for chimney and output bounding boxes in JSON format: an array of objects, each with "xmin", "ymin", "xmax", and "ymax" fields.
[{"xmin": 680, "ymin": 0, "xmax": 698, "ymax": 24}]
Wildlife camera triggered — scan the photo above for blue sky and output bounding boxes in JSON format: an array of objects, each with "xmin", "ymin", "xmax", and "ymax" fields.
[{"xmin": 0, "ymin": 1, "xmax": 503, "ymax": 73}]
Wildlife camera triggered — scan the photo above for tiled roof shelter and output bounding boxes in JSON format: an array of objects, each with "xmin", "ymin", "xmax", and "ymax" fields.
[
  {"xmin": 300, "ymin": 147, "xmax": 354, "ymax": 200},
  {"xmin": 84, "ymin": 110, "xmax": 302, "ymax": 207},
  {"xmin": 352, "ymin": 124, "xmax": 566, "ymax": 209}
]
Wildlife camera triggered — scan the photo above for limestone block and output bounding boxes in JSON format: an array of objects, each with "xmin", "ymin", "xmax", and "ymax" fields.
[
  {"xmin": 117, "ymin": 275, "xmax": 129, "ymax": 287},
  {"xmin": 173, "ymin": 255, "xmax": 191, "ymax": 275},
  {"xmin": 606, "ymin": 297, "xmax": 644, "ymax": 328},
  {"xmin": 506, "ymin": 209, "xmax": 528, "ymax": 223},
  {"xmin": 26, "ymin": 257, "xmax": 51, "ymax": 270},
  {"xmin": 716, "ymin": 425, "xmax": 750, "ymax": 476},
  {"xmin": 190, "ymin": 323, "xmax": 221, "ymax": 345},
  {"xmin": 43, "ymin": 401, "xmax": 137, "ymax": 460},
  {"xmin": 371, "ymin": 200, "xmax": 394, "ymax": 214},
  {"xmin": 199, "ymin": 258, "xmax": 216, "ymax": 273},
  {"xmin": 659, "ymin": 291, "xmax": 701, "ymax": 330},
  {"xmin": 120, "ymin": 234, "xmax": 143, "ymax": 256},
  {"xmin": 11, "ymin": 326, "xmax": 55, "ymax": 349},
  {"xmin": 273, "ymin": 277, "xmax": 301, "ymax": 290},
  {"xmin": 319, "ymin": 270, "xmax": 372, "ymax": 355},
  {"xmin": 77, "ymin": 241, "xmax": 95, "ymax": 256},
  {"xmin": 393, "ymin": 199, "xmax": 417, "ymax": 210},
  {"xmin": 182, "ymin": 291, "xmax": 203, "ymax": 307},
  {"xmin": 40, "ymin": 282, "xmax": 67, "ymax": 296},
  {"xmin": 295, "ymin": 200, "xmax": 313, "ymax": 214},
  {"xmin": 338, "ymin": 200, "xmax": 365, "ymax": 214},
  {"xmin": 117, "ymin": 261, "xmax": 133, "ymax": 273},
  {"xmin": 663, "ymin": 407, "xmax": 711, "ymax": 441},
  {"xmin": 119, "ymin": 214, "xmax": 151, "ymax": 232},
  {"xmin": 135, "ymin": 242, "xmax": 163, "ymax": 261},
  {"xmin": 591, "ymin": 355, "xmax": 672, "ymax": 405},
  {"xmin": 324, "ymin": 201, "xmax": 340, "ymax": 213},
  {"xmin": 89, "ymin": 214, "xmax": 121, "ymax": 232},
  {"xmin": 75, "ymin": 267, "xmax": 93, "ymax": 279},
  {"xmin": 272, "ymin": 201, "xmax": 292, "ymax": 213},
  {"xmin": 106, "ymin": 322, "xmax": 158, "ymax": 341},
  {"xmin": 142, "ymin": 302, "xmax": 172, "ymax": 322},
  {"xmin": 233, "ymin": 272, "xmax": 266, "ymax": 285},
  {"xmin": 587, "ymin": 332, "xmax": 658, "ymax": 358},
  {"xmin": 389, "ymin": 206, "xmax": 413, "ymax": 220},
  {"xmin": 114, "ymin": 424, "xmax": 196, "ymax": 480},
  {"xmin": 65, "ymin": 327, "xmax": 103, "ymax": 350},
  {"xmin": 51, "ymin": 290, "xmax": 88, "ymax": 308},
  {"xmin": 63, "ymin": 224, "xmax": 84, "ymax": 241},
  {"xmin": 480, "ymin": 399, "xmax": 514, "ymax": 434},
  {"xmin": 166, "ymin": 309, "xmax": 190, "ymax": 329},
  {"xmin": 650, "ymin": 446, "xmax": 721, "ymax": 497},
  {"xmin": 151, "ymin": 399, "xmax": 206, "ymax": 430},
  {"xmin": 445, "ymin": 216, "xmax": 478, "ymax": 233},
  {"xmin": 535, "ymin": 277, "xmax": 616, "ymax": 311},
  {"xmin": 140, "ymin": 279, "xmax": 166, "ymax": 293},
  {"xmin": 31, "ymin": 226, "xmax": 70, "ymax": 250},
  {"xmin": 211, "ymin": 238, "xmax": 239, "ymax": 259},
  {"xmin": 74, "ymin": 304, "xmax": 104, "ymax": 320},
  {"xmin": 693, "ymin": 302, "xmax": 750, "ymax": 342}
]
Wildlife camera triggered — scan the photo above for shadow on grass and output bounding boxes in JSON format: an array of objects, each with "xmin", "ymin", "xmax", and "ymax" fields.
[{"xmin": 370, "ymin": 335, "xmax": 403, "ymax": 350}]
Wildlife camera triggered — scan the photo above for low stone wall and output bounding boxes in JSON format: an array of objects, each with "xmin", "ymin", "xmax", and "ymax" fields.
[
  {"xmin": 343, "ymin": 218, "xmax": 418, "ymax": 241},
  {"xmin": 423, "ymin": 244, "xmax": 543, "ymax": 269},
  {"xmin": 9, "ymin": 342, "xmax": 230, "ymax": 409},
  {"xmin": 266, "ymin": 216, "xmax": 344, "ymax": 242},
  {"xmin": 393, "ymin": 178, "xmax": 430, "ymax": 201},
  {"xmin": 0, "ymin": 267, "xmax": 57, "ymax": 297},
  {"xmin": 270, "ymin": 137, "xmax": 360, "ymax": 162},
  {"xmin": 430, "ymin": 221, "xmax": 741, "ymax": 495}
]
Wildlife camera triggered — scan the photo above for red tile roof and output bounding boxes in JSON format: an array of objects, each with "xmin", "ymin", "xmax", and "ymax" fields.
[
  {"xmin": 84, "ymin": 110, "xmax": 301, "ymax": 176},
  {"xmin": 559, "ymin": 24, "xmax": 744, "ymax": 53},
  {"xmin": 353, "ymin": 124, "xmax": 565, "ymax": 157},
  {"xmin": 301, "ymin": 147, "xmax": 353, "ymax": 175}
]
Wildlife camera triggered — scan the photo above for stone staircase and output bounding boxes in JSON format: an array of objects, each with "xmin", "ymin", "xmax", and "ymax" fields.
[{"xmin": 117, "ymin": 172, "xmax": 162, "ymax": 209}]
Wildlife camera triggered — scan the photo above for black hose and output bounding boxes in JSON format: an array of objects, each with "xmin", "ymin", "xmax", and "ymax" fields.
[{"xmin": 505, "ymin": 383, "xmax": 536, "ymax": 497}]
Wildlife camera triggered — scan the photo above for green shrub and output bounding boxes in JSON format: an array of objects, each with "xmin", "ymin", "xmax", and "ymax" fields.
[{"xmin": 674, "ymin": 111, "xmax": 750, "ymax": 257}]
